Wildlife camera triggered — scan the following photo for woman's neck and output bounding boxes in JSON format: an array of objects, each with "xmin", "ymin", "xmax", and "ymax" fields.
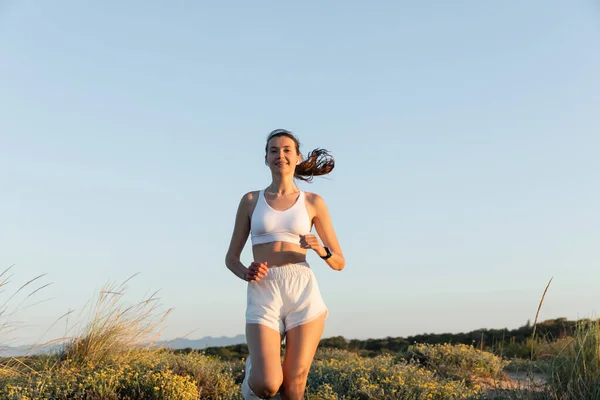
[{"xmin": 267, "ymin": 176, "xmax": 298, "ymax": 195}]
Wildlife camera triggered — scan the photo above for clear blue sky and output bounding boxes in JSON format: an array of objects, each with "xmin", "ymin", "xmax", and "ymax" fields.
[{"xmin": 1, "ymin": 1, "xmax": 599, "ymax": 346}]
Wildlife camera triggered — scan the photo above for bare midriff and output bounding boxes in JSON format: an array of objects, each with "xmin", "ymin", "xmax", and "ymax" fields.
[{"xmin": 252, "ymin": 241, "xmax": 307, "ymax": 267}]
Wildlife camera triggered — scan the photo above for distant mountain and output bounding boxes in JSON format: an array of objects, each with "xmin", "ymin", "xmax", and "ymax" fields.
[
  {"xmin": 0, "ymin": 334, "xmax": 247, "ymax": 358},
  {"xmin": 0, "ymin": 343, "xmax": 63, "ymax": 358},
  {"xmin": 157, "ymin": 334, "xmax": 246, "ymax": 350}
]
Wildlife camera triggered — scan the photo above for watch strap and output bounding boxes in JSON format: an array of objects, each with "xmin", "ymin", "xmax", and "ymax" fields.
[{"xmin": 320, "ymin": 246, "xmax": 332, "ymax": 260}]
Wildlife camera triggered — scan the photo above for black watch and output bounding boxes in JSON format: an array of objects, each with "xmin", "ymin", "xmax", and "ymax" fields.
[{"xmin": 320, "ymin": 246, "xmax": 332, "ymax": 260}]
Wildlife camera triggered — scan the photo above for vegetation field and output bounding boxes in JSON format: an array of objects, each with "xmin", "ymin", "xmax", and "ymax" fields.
[{"xmin": 2, "ymin": 271, "xmax": 599, "ymax": 399}]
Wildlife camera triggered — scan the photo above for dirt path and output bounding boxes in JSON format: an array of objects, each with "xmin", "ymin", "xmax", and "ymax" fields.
[
  {"xmin": 473, "ymin": 371, "xmax": 548, "ymax": 395},
  {"xmin": 505, "ymin": 371, "xmax": 547, "ymax": 386}
]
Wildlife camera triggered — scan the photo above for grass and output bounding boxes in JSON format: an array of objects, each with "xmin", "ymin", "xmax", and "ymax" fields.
[
  {"xmin": 2, "ymin": 272, "xmax": 600, "ymax": 399},
  {"xmin": 544, "ymin": 318, "xmax": 600, "ymax": 399},
  {"xmin": 3, "ymin": 321, "xmax": 600, "ymax": 399},
  {"xmin": 60, "ymin": 274, "xmax": 172, "ymax": 367},
  {"xmin": 0, "ymin": 265, "xmax": 51, "ymax": 346},
  {"xmin": 0, "ymin": 265, "xmax": 53, "ymax": 377}
]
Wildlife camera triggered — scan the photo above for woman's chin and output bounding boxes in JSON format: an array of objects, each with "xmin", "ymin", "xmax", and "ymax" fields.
[{"xmin": 271, "ymin": 166, "xmax": 291, "ymax": 174}]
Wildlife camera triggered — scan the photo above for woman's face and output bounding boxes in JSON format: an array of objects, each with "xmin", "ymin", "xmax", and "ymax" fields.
[{"xmin": 265, "ymin": 135, "xmax": 301, "ymax": 176}]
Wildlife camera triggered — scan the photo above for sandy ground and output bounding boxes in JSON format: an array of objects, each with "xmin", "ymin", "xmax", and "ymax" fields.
[
  {"xmin": 472, "ymin": 370, "xmax": 548, "ymax": 395},
  {"xmin": 505, "ymin": 371, "xmax": 547, "ymax": 386}
]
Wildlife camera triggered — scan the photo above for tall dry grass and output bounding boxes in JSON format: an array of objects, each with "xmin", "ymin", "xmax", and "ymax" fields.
[
  {"xmin": 61, "ymin": 274, "xmax": 172, "ymax": 366},
  {"xmin": 0, "ymin": 265, "xmax": 52, "ymax": 376},
  {"xmin": 508, "ymin": 278, "xmax": 600, "ymax": 399},
  {"xmin": 542, "ymin": 318, "xmax": 600, "ymax": 399},
  {"xmin": 0, "ymin": 265, "xmax": 51, "ymax": 342}
]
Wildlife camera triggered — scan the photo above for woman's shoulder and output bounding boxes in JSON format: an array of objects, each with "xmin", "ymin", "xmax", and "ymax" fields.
[
  {"xmin": 239, "ymin": 190, "xmax": 261, "ymax": 206},
  {"xmin": 303, "ymin": 191, "xmax": 326, "ymax": 207}
]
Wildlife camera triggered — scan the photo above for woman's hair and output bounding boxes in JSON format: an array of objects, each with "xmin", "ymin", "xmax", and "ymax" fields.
[{"xmin": 265, "ymin": 129, "xmax": 335, "ymax": 182}]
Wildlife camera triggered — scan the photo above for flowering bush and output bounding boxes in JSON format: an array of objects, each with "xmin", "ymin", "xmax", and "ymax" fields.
[
  {"xmin": 409, "ymin": 343, "xmax": 509, "ymax": 381},
  {"xmin": 0, "ymin": 350, "xmax": 236, "ymax": 400},
  {"xmin": 307, "ymin": 350, "xmax": 482, "ymax": 399},
  {"xmin": 1, "ymin": 344, "xmax": 564, "ymax": 399}
]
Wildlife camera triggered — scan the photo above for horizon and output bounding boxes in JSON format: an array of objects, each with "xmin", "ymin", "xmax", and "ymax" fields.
[
  {"xmin": 1, "ymin": 313, "xmax": 581, "ymax": 351},
  {"xmin": 2, "ymin": 1, "xmax": 599, "ymax": 346}
]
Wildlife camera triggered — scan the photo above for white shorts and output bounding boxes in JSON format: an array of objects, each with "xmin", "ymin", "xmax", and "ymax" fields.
[{"xmin": 245, "ymin": 262, "xmax": 328, "ymax": 335}]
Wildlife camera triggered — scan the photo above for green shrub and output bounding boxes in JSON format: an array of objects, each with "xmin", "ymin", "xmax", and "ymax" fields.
[
  {"xmin": 409, "ymin": 343, "xmax": 509, "ymax": 381},
  {"xmin": 306, "ymin": 352, "xmax": 482, "ymax": 399},
  {"xmin": 152, "ymin": 351, "xmax": 240, "ymax": 399},
  {"xmin": 0, "ymin": 350, "xmax": 240, "ymax": 400}
]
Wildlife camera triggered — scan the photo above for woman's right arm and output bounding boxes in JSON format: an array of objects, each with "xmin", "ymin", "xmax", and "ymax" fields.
[{"xmin": 225, "ymin": 192, "xmax": 253, "ymax": 281}]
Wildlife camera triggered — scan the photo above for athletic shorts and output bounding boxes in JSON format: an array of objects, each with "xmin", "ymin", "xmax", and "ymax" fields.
[{"xmin": 245, "ymin": 262, "xmax": 328, "ymax": 335}]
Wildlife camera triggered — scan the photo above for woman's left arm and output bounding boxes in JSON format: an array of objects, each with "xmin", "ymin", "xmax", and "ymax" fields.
[{"xmin": 302, "ymin": 194, "xmax": 345, "ymax": 271}]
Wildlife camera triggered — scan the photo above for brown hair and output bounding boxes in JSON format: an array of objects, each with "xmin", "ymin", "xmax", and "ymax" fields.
[{"xmin": 265, "ymin": 129, "xmax": 335, "ymax": 182}]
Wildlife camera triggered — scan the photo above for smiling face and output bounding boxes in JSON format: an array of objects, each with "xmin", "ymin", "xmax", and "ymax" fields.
[{"xmin": 265, "ymin": 134, "xmax": 302, "ymax": 176}]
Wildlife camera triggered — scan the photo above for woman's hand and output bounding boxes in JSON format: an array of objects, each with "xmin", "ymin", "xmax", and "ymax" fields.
[
  {"xmin": 299, "ymin": 234, "xmax": 326, "ymax": 257},
  {"xmin": 245, "ymin": 261, "xmax": 268, "ymax": 282}
]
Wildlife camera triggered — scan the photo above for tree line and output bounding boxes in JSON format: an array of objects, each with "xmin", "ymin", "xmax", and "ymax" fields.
[{"xmin": 175, "ymin": 317, "xmax": 587, "ymax": 360}]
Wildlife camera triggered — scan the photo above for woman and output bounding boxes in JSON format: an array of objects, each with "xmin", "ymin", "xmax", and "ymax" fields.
[{"xmin": 225, "ymin": 129, "xmax": 345, "ymax": 400}]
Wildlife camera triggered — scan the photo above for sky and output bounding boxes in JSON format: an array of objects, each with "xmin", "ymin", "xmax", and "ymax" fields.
[{"xmin": 1, "ymin": 1, "xmax": 599, "ymax": 347}]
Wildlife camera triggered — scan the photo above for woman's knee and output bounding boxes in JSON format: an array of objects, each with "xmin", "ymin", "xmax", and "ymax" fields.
[
  {"xmin": 282, "ymin": 370, "xmax": 309, "ymax": 398},
  {"xmin": 282, "ymin": 380, "xmax": 307, "ymax": 399},
  {"xmin": 249, "ymin": 374, "xmax": 283, "ymax": 398}
]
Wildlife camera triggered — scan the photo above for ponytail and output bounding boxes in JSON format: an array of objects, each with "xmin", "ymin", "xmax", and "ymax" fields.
[{"xmin": 295, "ymin": 148, "xmax": 334, "ymax": 182}]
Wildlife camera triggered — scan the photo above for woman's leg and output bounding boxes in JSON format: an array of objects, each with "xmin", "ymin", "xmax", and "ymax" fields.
[
  {"xmin": 244, "ymin": 323, "xmax": 284, "ymax": 399},
  {"xmin": 280, "ymin": 313, "xmax": 326, "ymax": 400}
]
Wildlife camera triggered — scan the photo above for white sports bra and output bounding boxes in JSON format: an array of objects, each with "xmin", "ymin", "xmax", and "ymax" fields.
[{"xmin": 250, "ymin": 190, "xmax": 312, "ymax": 246}]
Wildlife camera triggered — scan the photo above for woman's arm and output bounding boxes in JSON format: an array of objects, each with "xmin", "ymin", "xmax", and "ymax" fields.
[
  {"xmin": 225, "ymin": 192, "xmax": 253, "ymax": 281},
  {"xmin": 311, "ymin": 194, "xmax": 345, "ymax": 271}
]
